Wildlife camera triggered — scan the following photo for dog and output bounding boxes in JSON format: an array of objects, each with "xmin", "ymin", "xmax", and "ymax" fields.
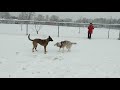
[
  {"xmin": 54, "ymin": 40, "xmax": 77, "ymax": 52},
  {"xmin": 28, "ymin": 34, "xmax": 53, "ymax": 54}
]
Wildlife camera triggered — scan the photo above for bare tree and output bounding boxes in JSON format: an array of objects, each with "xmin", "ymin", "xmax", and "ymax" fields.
[
  {"xmin": 32, "ymin": 24, "xmax": 42, "ymax": 34},
  {"xmin": 18, "ymin": 12, "xmax": 24, "ymax": 20},
  {"xmin": 18, "ymin": 12, "xmax": 35, "ymax": 20},
  {"xmin": 0, "ymin": 12, "xmax": 11, "ymax": 19},
  {"xmin": 35, "ymin": 14, "xmax": 45, "ymax": 21},
  {"xmin": 18, "ymin": 12, "xmax": 35, "ymax": 35},
  {"xmin": 49, "ymin": 15, "xmax": 59, "ymax": 22},
  {"xmin": 64, "ymin": 18, "xmax": 72, "ymax": 22},
  {"xmin": 18, "ymin": 12, "xmax": 25, "ymax": 31},
  {"xmin": 78, "ymin": 27, "xmax": 80, "ymax": 34},
  {"xmin": 118, "ymin": 30, "xmax": 120, "ymax": 40},
  {"xmin": 45, "ymin": 15, "xmax": 49, "ymax": 21},
  {"xmin": 108, "ymin": 17, "xmax": 112, "ymax": 39}
]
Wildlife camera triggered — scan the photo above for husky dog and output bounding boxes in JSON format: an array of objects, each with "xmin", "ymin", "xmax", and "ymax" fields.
[
  {"xmin": 54, "ymin": 40, "xmax": 77, "ymax": 52},
  {"xmin": 28, "ymin": 34, "xmax": 53, "ymax": 54}
]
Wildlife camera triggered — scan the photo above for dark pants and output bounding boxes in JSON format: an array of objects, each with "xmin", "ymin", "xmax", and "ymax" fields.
[{"xmin": 88, "ymin": 32, "xmax": 92, "ymax": 39}]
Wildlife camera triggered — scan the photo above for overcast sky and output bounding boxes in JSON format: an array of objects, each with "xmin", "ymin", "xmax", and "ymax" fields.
[{"xmin": 10, "ymin": 12, "xmax": 120, "ymax": 20}]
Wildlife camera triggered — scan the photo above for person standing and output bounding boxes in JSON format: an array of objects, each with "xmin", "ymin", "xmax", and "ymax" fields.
[{"xmin": 88, "ymin": 23, "xmax": 94, "ymax": 39}]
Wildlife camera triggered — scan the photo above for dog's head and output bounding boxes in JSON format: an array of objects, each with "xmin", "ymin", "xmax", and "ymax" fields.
[
  {"xmin": 54, "ymin": 42, "xmax": 61, "ymax": 47},
  {"xmin": 48, "ymin": 36, "xmax": 53, "ymax": 41}
]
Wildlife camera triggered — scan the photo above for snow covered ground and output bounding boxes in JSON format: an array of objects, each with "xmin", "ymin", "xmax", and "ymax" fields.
[{"xmin": 0, "ymin": 24, "xmax": 120, "ymax": 78}]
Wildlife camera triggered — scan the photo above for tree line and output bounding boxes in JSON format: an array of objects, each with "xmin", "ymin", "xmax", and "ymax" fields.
[{"xmin": 1, "ymin": 12, "xmax": 120, "ymax": 24}]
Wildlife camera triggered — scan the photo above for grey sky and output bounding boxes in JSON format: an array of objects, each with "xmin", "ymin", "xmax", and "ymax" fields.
[{"xmin": 10, "ymin": 12, "xmax": 120, "ymax": 20}]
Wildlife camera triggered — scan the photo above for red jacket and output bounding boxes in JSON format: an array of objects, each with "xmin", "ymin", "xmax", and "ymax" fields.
[{"xmin": 88, "ymin": 24, "xmax": 94, "ymax": 34}]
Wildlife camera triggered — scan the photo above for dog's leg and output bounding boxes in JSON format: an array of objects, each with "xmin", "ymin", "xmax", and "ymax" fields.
[
  {"xmin": 32, "ymin": 42, "xmax": 37, "ymax": 52},
  {"xmin": 58, "ymin": 47, "xmax": 61, "ymax": 52},
  {"xmin": 35, "ymin": 43, "xmax": 38, "ymax": 52},
  {"xmin": 67, "ymin": 48, "xmax": 69, "ymax": 52},
  {"xmin": 32, "ymin": 47, "xmax": 34, "ymax": 52},
  {"xmin": 35, "ymin": 47, "xmax": 38, "ymax": 52},
  {"xmin": 62, "ymin": 48, "xmax": 64, "ymax": 53},
  {"xmin": 44, "ymin": 46, "xmax": 47, "ymax": 54},
  {"xmin": 68, "ymin": 48, "xmax": 71, "ymax": 52}
]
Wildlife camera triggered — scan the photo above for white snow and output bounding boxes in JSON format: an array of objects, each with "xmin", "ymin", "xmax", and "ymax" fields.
[{"xmin": 0, "ymin": 24, "xmax": 120, "ymax": 78}]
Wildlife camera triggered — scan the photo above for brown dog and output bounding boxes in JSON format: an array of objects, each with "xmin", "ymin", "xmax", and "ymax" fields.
[{"xmin": 28, "ymin": 34, "xmax": 53, "ymax": 54}]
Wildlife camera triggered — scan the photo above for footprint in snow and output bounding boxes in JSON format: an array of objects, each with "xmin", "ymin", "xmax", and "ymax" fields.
[
  {"xmin": 43, "ymin": 56, "xmax": 53, "ymax": 59},
  {"xmin": 53, "ymin": 56, "xmax": 63, "ymax": 61},
  {"xmin": 53, "ymin": 57, "xmax": 59, "ymax": 60},
  {"xmin": 16, "ymin": 52, "xmax": 20, "ymax": 55},
  {"xmin": 22, "ymin": 67, "xmax": 26, "ymax": 70}
]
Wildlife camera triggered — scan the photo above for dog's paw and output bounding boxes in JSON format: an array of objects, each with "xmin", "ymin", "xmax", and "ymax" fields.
[
  {"xmin": 44, "ymin": 52, "xmax": 47, "ymax": 54},
  {"xmin": 67, "ymin": 50, "xmax": 71, "ymax": 52}
]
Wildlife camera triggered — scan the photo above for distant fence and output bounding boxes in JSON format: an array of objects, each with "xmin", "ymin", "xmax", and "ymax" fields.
[
  {"xmin": 1, "ymin": 19, "xmax": 120, "ymax": 29},
  {"xmin": 0, "ymin": 19, "xmax": 120, "ymax": 39}
]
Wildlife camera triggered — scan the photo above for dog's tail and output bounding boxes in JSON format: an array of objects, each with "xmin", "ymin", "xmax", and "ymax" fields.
[
  {"xmin": 71, "ymin": 42, "xmax": 77, "ymax": 44},
  {"xmin": 28, "ymin": 34, "xmax": 33, "ymax": 41}
]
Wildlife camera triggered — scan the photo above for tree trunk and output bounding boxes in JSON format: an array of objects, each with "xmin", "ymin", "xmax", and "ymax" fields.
[
  {"xmin": 58, "ymin": 25, "xmax": 59, "ymax": 37},
  {"xmin": 26, "ymin": 24, "xmax": 28, "ymax": 35},
  {"xmin": 21, "ymin": 24, "xmax": 22, "ymax": 31},
  {"xmin": 79, "ymin": 27, "xmax": 80, "ymax": 33},
  {"xmin": 119, "ymin": 30, "xmax": 120, "ymax": 40},
  {"xmin": 37, "ymin": 31, "xmax": 38, "ymax": 34},
  {"xmin": 119, "ymin": 30, "xmax": 120, "ymax": 39},
  {"xmin": 108, "ymin": 29, "xmax": 110, "ymax": 39}
]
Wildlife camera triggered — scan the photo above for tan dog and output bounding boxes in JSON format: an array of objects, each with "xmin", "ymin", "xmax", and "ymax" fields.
[
  {"xmin": 54, "ymin": 40, "xmax": 77, "ymax": 52},
  {"xmin": 28, "ymin": 34, "xmax": 53, "ymax": 54}
]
